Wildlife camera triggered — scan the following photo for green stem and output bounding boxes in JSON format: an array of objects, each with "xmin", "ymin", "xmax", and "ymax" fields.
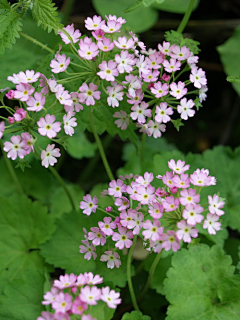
[
  {"xmin": 127, "ymin": 235, "xmax": 140, "ymax": 311},
  {"xmin": 137, "ymin": 250, "xmax": 163, "ymax": 302},
  {"xmin": 0, "ymin": 141, "xmax": 24, "ymax": 194},
  {"xmin": 89, "ymin": 107, "xmax": 114, "ymax": 181},
  {"xmin": 48, "ymin": 165, "xmax": 76, "ymax": 211},
  {"xmin": 19, "ymin": 32, "xmax": 54, "ymax": 54},
  {"xmin": 177, "ymin": 0, "xmax": 196, "ymax": 34},
  {"xmin": 140, "ymin": 133, "xmax": 146, "ymax": 173}
]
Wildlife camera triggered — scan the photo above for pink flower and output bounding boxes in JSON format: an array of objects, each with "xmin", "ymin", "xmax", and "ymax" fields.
[
  {"xmin": 78, "ymin": 42, "xmax": 99, "ymax": 60},
  {"xmin": 55, "ymin": 86, "xmax": 73, "ymax": 106},
  {"xmin": 41, "ymin": 144, "xmax": 61, "ymax": 168},
  {"xmin": 177, "ymin": 98, "xmax": 195, "ymax": 120},
  {"xmin": 71, "ymin": 297, "xmax": 87, "ymax": 315},
  {"xmin": 37, "ymin": 114, "xmax": 61, "ymax": 139},
  {"xmin": 146, "ymin": 52, "xmax": 164, "ymax": 69},
  {"xmin": 115, "ymin": 197, "xmax": 129, "ymax": 211},
  {"xmin": 98, "ymin": 217, "xmax": 116, "ymax": 236},
  {"xmin": 155, "ymin": 102, "xmax": 173, "ymax": 123},
  {"xmin": 88, "ymin": 227, "xmax": 106, "ymax": 246},
  {"xmin": 98, "ymin": 38, "xmax": 114, "ymax": 52},
  {"xmin": 50, "ymin": 53, "xmax": 70, "ymax": 73},
  {"xmin": 170, "ymin": 81, "xmax": 187, "ymax": 99},
  {"xmin": 163, "ymin": 58, "xmax": 181, "ymax": 73},
  {"xmin": 114, "ymin": 36, "xmax": 135, "ymax": 49},
  {"xmin": 84, "ymin": 272, "xmax": 103, "ymax": 285},
  {"xmin": 182, "ymin": 204, "xmax": 204, "ymax": 226},
  {"xmin": 147, "ymin": 121, "xmax": 166, "ymax": 138},
  {"xmin": 135, "ymin": 185, "xmax": 155, "ymax": 205},
  {"xmin": 79, "ymin": 240, "xmax": 97, "ymax": 260},
  {"xmin": 130, "ymin": 102, "xmax": 151, "ymax": 124},
  {"xmin": 190, "ymin": 169, "xmax": 214, "ymax": 186},
  {"xmin": 143, "ymin": 70, "xmax": 160, "ymax": 83},
  {"xmin": 85, "ymin": 15, "xmax": 105, "ymax": 30},
  {"xmin": 37, "ymin": 311, "xmax": 55, "ymax": 320},
  {"xmin": 8, "ymin": 70, "xmax": 40, "ymax": 84},
  {"xmin": 107, "ymin": 83, "xmax": 124, "ymax": 107},
  {"xmin": 179, "ymin": 188, "xmax": 200, "ymax": 206},
  {"xmin": 203, "ymin": 214, "xmax": 221, "ymax": 235},
  {"xmin": 80, "ymin": 194, "xmax": 98, "ymax": 215},
  {"xmin": 63, "ymin": 111, "xmax": 77, "ymax": 136},
  {"xmin": 112, "ymin": 226, "xmax": 133, "ymax": 249},
  {"xmin": 163, "ymin": 195, "xmax": 180, "ymax": 212},
  {"xmin": 190, "ymin": 66, "xmax": 207, "ymax": 88},
  {"xmin": 171, "ymin": 45, "xmax": 191, "ymax": 61},
  {"xmin": 53, "ymin": 273, "xmax": 77, "ymax": 289},
  {"xmin": 142, "ymin": 219, "xmax": 164, "ymax": 241},
  {"xmin": 115, "ymin": 50, "xmax": 135, "ymax": 74},
  {"xmin": 26, "ymin": 92, "xmax": 45, "ymax": 112},
  {"xmin": 113, "ymin": 110, "xmax": 129, "ymax": 130},
  {"xmin": 79, "ymin": 83, "xmax": 101, "ymax": 106},
  {"xmin": 6, "ymin": 90, "xmax": 15, "ymax": 99},
  {"xmin": 135, "ymin": 172, "xmax": 154, "ymax": 187},
  {"xmin": 42, "ymin": 287, "xmax": 59, "ymax": 305},
  {"xmin": 0, "ymin": 121, "xmax": 5, "ymax": 138},
  {"xmin": 97, "ymin": 60, "xmax": 119, "ymax": 82},
  {"xmin": 3, "ymin": 135, "xmax": 26, "ymax": 160},
  {"xmin": 92, "ymin": 29, "xmax": 105, "ymax": 41},
  {"xmin": 127, "ymin": 211, "xmax": 144, "ymax": 235},
  {"xmin": 148, "ymin": 202, "xmax": 163, "ymax": 219},
  {"xmin": 160, "ymin": 230, "xmax": 180, "ymax": 252},
  {"xmin": 52, "ymin": 292, "xmax": 72, "ymax": 313},
  {"xmin": 172, "ymin": 173, "xmax": 190, "ymax": 188},
  {"xmin": 58, "ymin": 24, "xmax": 81, "ymax": 44},
  {"xmin": 168, "ymin": 159, "xmax": 190, "ymax": 174},
  {"xmin": 208, "ymin": 194, "xmax": 225, "ymax": 216},
  {"xmin": 21, "ymin": 132, "xmax": 34, "ymax": 154},
  {"xmin": 80, "ymin": 286, "xmax": 101, "ymax": 305},
  {"xmin": 14, "ymin": 83, "xmax": 35, "ymax": 101},
  {"xmin": 65, "ymin": 92, "xmax": 83, "ymax": 112},
  {"xmin": 127, "ymin": 89, "xmax": 144, "ymax": 105},
  {"xmin": 101, "ymin": 287, "xmax": 121, "ymax": 308},
  {"xmin": 124, "ymin": 74, "xmax": 142, "ymax": 97},
  {"xmin": 158, "ymin": 41, "xmax": 173, "ymax": 55},
  {"xmin": 101, "ymin": 20, "xmax": 122, "ymax": 33},
  {"xmin": 100, "ymin": 251, "xmax": 121, "ymax": 269},
  {"xmin": 176, "ymin": 220, "xmax": 198, "ymax": 243},
  {"xmin": 199, "ymin": 85, "xmax": 208, "ymax": 102},
  {"xmin": 108, "ymin": 179, "xmax": 126, "ymax": 197},
  {"xmin": 150, "ymin": 82, "xmax": 169, "ymax": 98},
  {"xmin": 13, "ymin": 107, "xmax": 27, "ymax": 122},
  {"xmin": 162, "ymin": 171, "xmax": 175, "ymax": 188}
]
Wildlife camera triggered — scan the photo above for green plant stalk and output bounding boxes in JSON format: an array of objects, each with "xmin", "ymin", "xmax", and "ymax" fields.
[
  {"xmin": 48, "ymin": 165, "xmax": 76, "ymax": 211},
  {"xmin": 127, "ymin": 235, "xmax": 140, "ymax": 311},
  {"xmin": 177, "ymin": 0, "xmax": 196, "ymax": 34},
  {"xmin": 0, "ymin": 141, "xmax": 24, "ymax": 194},
  {"xmin": 140, "ymin": 133, "xmax": 146, "ymax": 172},
  {"xmin": 19, "ymin": 32, "xmax": 54, "ymax": 54},
  {"xmin": 89, "ymin": 107, "xmax": 114, "ymax": 181},
  {"xmin": 137, "ymin": 250, "xmax": 163, "ymax": 302}
]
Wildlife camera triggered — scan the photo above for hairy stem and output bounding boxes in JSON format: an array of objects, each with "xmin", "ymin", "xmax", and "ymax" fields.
[
  {"xmin": 0, "ymin": 141, "xmax": 24, "ymax": 194},
  {"xmin": 127, "ymin": 235, "xmax": 140, "ymax": 311},
  {"xmin": 137, "ymin": 250, "xmax": 163, "ymax": 302},
  {"xmin": 177, "ymin": 0, "xmax": 196, "ymax": 34},
  {"xmin": 89, "ymin": 107, "xmax": 114, "ymax": 181},
  {"xmin": 19, "ymin": 32, "xmax": 54, "ymax": 54}
]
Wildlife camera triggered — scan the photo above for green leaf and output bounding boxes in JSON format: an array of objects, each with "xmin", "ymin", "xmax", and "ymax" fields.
[
  {"xmin": 226, "ymin": 75, "xmax": 240, "ymax": 83},
  {"xmin": 165, "ymin": 30, "xmax": 200, "ymax": 54},
  {"xmin": 0, "ymin": 269, "xmax": 45, "ymax": 319},
  {"xmin": 121, "ymin": 310, "xmax": 151, "ymax": 320},
  {"xmin": 164, "ymin": 245, "xmax": 236, "ymax": 320},
  {"xmin": 171, "ymin": 118, "xmax": 184, "ymax": 131},
  {"xmin": 40, "ymin": 210, "xmax": 100, "ymax": 274},
  {"xmin": 0, "ymin": 194, "xmax": 55, "ymax": 294},
  {"xmin": 66, "ymin": 126, "xmax": 97, "ymax": 160},
  {"xmin": 0, "ymin": 6, "xmax": 22, "ymax": 55},
  {"xmin": 92, "ymin": 0, "xmax": 158, "ymax": 33},
  {"xmin": 217, "ymin": 25, "xmax": 240, "ymax": 95},
  {"xmin": 152, "ymin": 0, "xmax": 199, "ymax": 13},
  {"xmin": 91, "ymin": 300, "xmax": 115, "ymax": 320},
  {"xmin": 32, "ymin": 0, "xmax": 63, "ymax": 34},
  {"xmin": 124, "ymin": 0, "xmax": 144, "ymax": 13},
  {"xmin": 49, "ymin": 183, "xmax": 84, "ymax": 218}
]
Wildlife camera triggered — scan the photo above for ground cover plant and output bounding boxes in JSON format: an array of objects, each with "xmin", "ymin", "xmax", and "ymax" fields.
[{"xmin": 0, "ymin": 0, "xmax": 240, "ymax": 319}]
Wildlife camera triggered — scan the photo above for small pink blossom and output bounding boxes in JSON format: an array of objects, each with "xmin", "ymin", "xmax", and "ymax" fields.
[
  {"xmin": 52, "ymin": 292, "xmax": 72, "ymax": 313},
  {"xmin": 0, "ymin": 121, "xmax": 5, "ymax": 139},
  {"xmin": 114, "ymin": 36, "xmax": 135, "ymax": 49},
  {"xmin": 58, "ymin": 24, "xmax": 81, "ymax": 44},
  {"xmin": 158, "ymin": 41, "xmax": 173, "ymax": 56},
  {"xmin": 107, "ymin": 83, "xmax": 124, "ymax": 107},
  {"xmin": 101, "ymin": 20, "xmax": 122, "ymax": 33},
  {"xmin": 3, "ymin": 135, "xmax": 26, "ymax": 160},
  {"xmin": 97, "ymin": 60, "xmax": 119, "ymax": 82},
  {"xmin": 130, "ymin": 102, "xmax": 151, "ymax": 124},
  {"xmin": 63, "ymin": 111, "xmax": 77, "ymax": 136},
  {"xmin": 163, "ymin": 195, "xmax": 180, "ymax": 212},
  {"xmin": 155, "ymin": 102, "xmax": 173, "ymax": 123},
  {"xmin": 112, "ymin": 226, "xmax": 133, "ymax": 249},
  {"xmin": 147, "ymin": 120, "xmax": 166, "ymax": 138},
  {"xmin": 176, "ymin": 220, "xmax": 198, "ymax": 243},
  {"xmin": 98, "ymin": 217, "xmax": 116, "ymax": 236},
  {"xmin": 79, "ymin": 240, "xmax": 97, "ymax": 260},
  {"xmin": 160, "ymin": 230, "xmax": 180, "ymax": 252},
  {"xmin": 127, "ymin": 89, "xmax": 144, "ymax": 105},
  {"xmin": 88, "ymin": 227, "xmax": 106, "ymax": 246},
  {"xmin": 150, "ymin": 82, "xmax": 169, "ymax": 98},
  {"xmin": 98, "ymin": 37, "xmax": 114, "ymax": 51},
  {"xmin": 101, "ymin": 287, "xmax": 121, "ymax": 309},
  {"xmin": 21, "ymin": 132, "xmax": 34, "ymax": 154},
  {"xmin": 41, "ymin": 144, "xmax": 61, "ymax": 168},
  {"xmin": 108, "ymin": 179, "xmax": 126, "ymax": 197},
  {"xmin": 163, "ymin": 58, "xmax": 181, "ymax": 73},
  {"xmin": 182, "ymin": 204, "xmax": 204, "ymax": 226},
  {"xmin": 171, "ymin": 45, "xmax": 191, "ymax": 61},
  {"xmin": 172, "ymin": 173, "xmax": 190, "ymax": 188},
  {"xmin": 190, "ymin": 66, "xmax": 207, "ymax": 88},
  {"xmin": 71, "ymin": 297, "xmax": 87, "ymax": 315},
  {"xmin": 168, "ymin": 159, "xmax": 190, "ymax": 174},
  {"xmin": 135, "ymin": 185, "xmax": 155, "ymax": 205},
  {"xmin": 113, "ymin": 110, "xmax": 129, "ymax": 130},
  {"xmin": 8, "ymin": 70, "xmax": 40, "ymax": 84},
  {"xmin": 42, "ymin": 287, "xmax": 59, "ymax": 305},
  {"xmin": 80, "ymin": 194, "xmax": 98, "ymax": 215},
  {"xmin": 80, "ymin": 286, "xmax": 101, "ymax": 305},
  {"xmin": 203, "ymin": 214, "xmax": 221, "ymax": 235},
  {"xmin": 170, "ymin": 81, "xmax": 187, "ymax": 99},
  {"xmin": 85, "ymin": 15, "xmax": 105, "ymax": 30},
  {"xmin": 78, "ymin": 42, "xmax": 99, "ymax": 60},
  {"xmin": 179, "ymin": 188, "xmax": 200, "ymax": 206},
  {"xmin": 208, "ymin": 194, "xmax": 225, "ymax": 216},
  {"xmin": 50, "ymin": 53, "xmax": 70, "ymax": 73},
  {"xmin": 142, "ymin": 219, "xmax": 164, "ymax": 241},
  {"xmin": 79, "ymin": 82, "xmax": 101, "ymax": 106},
  {"xmin": 100, "ymin": 251, "xmax": 121, "ymax": 269},
  {"xmin": 13, "ymin": 107, "xmax": 27, "ymax": 122},
  {"xmin": 53, "ymin": 273, "xmax": 77, "ymax": 289},
  {"xmin": 55, "ymin": 86, "xmax": 73, "ymax": 106},
  {"xmin": 115, "ymin": 50, "xmax": 135, "ymax": 74},
  {"xmin": 14, "ymin": 83, "xmax": 35, "ymax": 101},
  {"xmin": 26, "ymin": 92, "xmax": 45, "ymax": 112},
  {"xmin": 37, "ymin": 114, "xmax": 61, "ymax": 139},
  {"xmin": 177, "ymin": 98, "xmax": 195, "ymax": 120}
]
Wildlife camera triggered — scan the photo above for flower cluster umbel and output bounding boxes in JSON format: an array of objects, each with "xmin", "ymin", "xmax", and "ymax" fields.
[
  {"xmin": 79, "ymin": 159, "xmax": 224, "ymax": 267},
  {"xmin": 37, "ymin": 272, "xmax": 121, "ymax": 320},
  {"xmin": 1, "ymin": 15, "xmax": 207, "ymax": 168}
]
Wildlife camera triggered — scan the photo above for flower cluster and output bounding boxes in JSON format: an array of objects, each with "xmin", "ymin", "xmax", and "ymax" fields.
[
  {"xmin": 79, "ymin": 160, "xmax": 224, "ymax": 267},
  {"xmin": 37, "ymin": 272, "xmax": 121, "ymax": 320},
  {"xmin": 1, "ymin": 14, "xmax": 207, "ymax": 168}
]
